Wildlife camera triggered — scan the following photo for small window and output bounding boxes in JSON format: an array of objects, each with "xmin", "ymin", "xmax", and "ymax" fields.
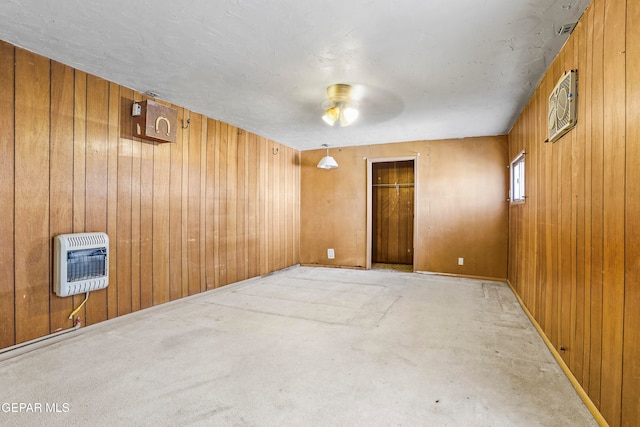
[{"xmin": 510, "ymin": 151, "xmax": 525, "ymax": 203}]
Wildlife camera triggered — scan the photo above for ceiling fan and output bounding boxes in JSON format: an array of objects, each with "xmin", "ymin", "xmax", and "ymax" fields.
[{"xmin": 321, "ymin": 83, "xmax": 359, "ymax": 127}]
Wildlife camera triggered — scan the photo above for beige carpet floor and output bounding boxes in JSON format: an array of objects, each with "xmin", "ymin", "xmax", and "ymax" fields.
[{"xmin": 0, "ymin": 266, "xmax": 596, "ymax": 426}]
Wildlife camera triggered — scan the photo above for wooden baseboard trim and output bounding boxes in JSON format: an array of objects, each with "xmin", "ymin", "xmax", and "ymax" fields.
[
  {"xmin": 506, "ymin": 280, "xmax": 608, "ymax": 427},
  {"xmin": 298, "ymin": 263, "xmax": 366, "ymax": 270},
  {"xmin": 415, "ymin": 270, "xmax": 506, "ymax": 283}
]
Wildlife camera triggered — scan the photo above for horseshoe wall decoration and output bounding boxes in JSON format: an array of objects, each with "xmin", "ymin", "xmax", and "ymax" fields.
[
  {"xmin": 155, "ymin": 116, "xmax": 171, "ymax": 136},
  {"xmin": 131, "ymin": 99, "xmax": 178, "ymax": 144}
]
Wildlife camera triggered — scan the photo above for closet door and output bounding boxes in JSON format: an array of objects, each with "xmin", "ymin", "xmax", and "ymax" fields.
[{"xmin": 372, "ymin": 160, "xmax": 414, "ymax": 265}]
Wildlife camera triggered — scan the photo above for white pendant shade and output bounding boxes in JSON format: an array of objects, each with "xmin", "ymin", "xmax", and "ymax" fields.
[{"xmin": 317, "ymin": 155, "xmax": 339, "ymax": 169}]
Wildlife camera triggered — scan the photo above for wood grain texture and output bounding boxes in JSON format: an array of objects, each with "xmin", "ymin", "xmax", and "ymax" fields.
[
  {"xmin": 226, "ymin": 124, "xmax": 238, "ymax": 285},
  {"xmin": 237, "ymin": 130, "xmax": 247, "ymax": 281},
  {"xmin": 571, "ymin": 21, "xmax": 586, "ymax": 383},
  {"xmin": 48, "ymin": 61, "xmax": 75, "ymax": 332},
  {"xmin": 582, "ymin": 4, "xmax": 594, "ymax": 390},
  {"xmin": 139, "ymin": 95, "xmax": 154, "ymax": 310},
  {"xmin": 212, "ymin": 120, "xmax": 222, "ymax": 288},
  {"xmin": 130, "ymin": 91, "xmax": 142, "ymax": 312},
  {"xmin": 217, "ymin": 121, "xmax": 229, "ymax": 286},
  {"xmin": 85, "ymin": 74, "xmax": 109, "ymax": 325},
  {"xmin": 199, "ymin": 118, "xmax": 207, "ymax": 293},
  {"xmin": 622, "ymin": 1, "xmax": 640, "ymax": 425},
  {"xmin": 0, "ymin": 41, "xmax": 16, "ymax": 348},
  {"xmin": 507, "ymin": 0, "xmax": 637, "ymax": 425},
  {"xmin": 247, "ymin": 133, "xmax": 259, "ymax": 279},
  {"xmin": 372, "ymin": 161, "xmax": 414, "ymax": 264},
  {"xmin": 72, "ymin": 70, "xmax": 88, "ymax": 321},
  {"xmin": 180, "ymin": 109, "xmax": 190, "ymax": 298},
  {"xmin": 0, "ymin": 42, "xmax": 299, "ymax": 352},
  {"xmin": 600, "ymin": 0, "xmax": 626, "ymax": 422},
  {"xmin": 168, "ymin": 107, "xmax": 184, "ymax": 300},
  {"xmin": 116, "ymin": 88, "xmax": 134, "ymax": 315},
  {"xmin": 14, "ymin": 48, "xmax": 50, "ymax": 343},
  {"xmin": 187, "ymin": 114, "xmax": 202, "ymax": 296},
  {"xmin": 589, "ymin": 0, "xmax": 605, "ymax": 407},
  {"xmin": 152, "ymin": 104, "xmax": 172, "ymax": 305},
  {"xmin": 205, "ymin": 118, "xmax": 216, "ymax": 290},
  {"xmin": 107, "ymin": 82, "xmax": 120, "ymax": 320}
]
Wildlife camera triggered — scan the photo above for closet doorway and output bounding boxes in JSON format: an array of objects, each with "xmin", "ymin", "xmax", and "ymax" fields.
[{"xmin": 366, "ymin": 157, "xmax": 417, "ymax": 271}]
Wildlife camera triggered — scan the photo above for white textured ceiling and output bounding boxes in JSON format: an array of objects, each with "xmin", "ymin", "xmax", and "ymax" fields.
[{"xmin": 0, "ymin": 0, "xmax": 589, "ymax": 150}]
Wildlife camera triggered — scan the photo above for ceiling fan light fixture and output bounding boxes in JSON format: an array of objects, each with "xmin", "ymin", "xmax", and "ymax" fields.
[
  {"xmin": 321, "ymin": 84, "xmax": 359, "ymax": 127},
  {"xmin": 322, "ymin": 105, "xmax": 339, "ymax": 126},
  {"xmin": 340, "ymin": 104, "xmax": 359, "ymax": 126}
]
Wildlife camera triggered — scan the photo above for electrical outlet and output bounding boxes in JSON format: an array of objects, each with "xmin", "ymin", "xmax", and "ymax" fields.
[
  {"xmin": 328, "ymin": 248, "xmax": 335, "ymax": 259},
  {"xmin": 458, "ymin": 257, "xmax": 464, "ymax": 266}
]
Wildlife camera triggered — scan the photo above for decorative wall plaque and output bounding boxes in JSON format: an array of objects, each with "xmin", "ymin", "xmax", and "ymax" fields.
[{"xmin": 132, "ymin": 99, "xmax": 177, "ymax": 144}]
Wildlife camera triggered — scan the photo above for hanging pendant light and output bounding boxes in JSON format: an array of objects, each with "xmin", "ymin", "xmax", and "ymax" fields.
[
  {"xmin": 317, "ymin": 144, "xmax": 338, "ymax": 169},
  {"xmin": 321, "ymin": 84, "xmax": 359, "ymax": 127}
]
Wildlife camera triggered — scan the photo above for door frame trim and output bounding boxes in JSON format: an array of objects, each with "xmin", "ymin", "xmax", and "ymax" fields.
[{"xmin": 366, "ymin": 156, "xmax": 419, "ymax": 270}]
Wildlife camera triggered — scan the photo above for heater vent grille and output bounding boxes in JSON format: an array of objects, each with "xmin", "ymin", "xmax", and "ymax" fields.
[
  {"xmin": 67, "ymin": 234, "xmax": 108, "ymax": 248},
  {"xmin": 548, "ymin": 70, "xmax": 577, "ymax": 143},
  {"xmin": 54, "ymin": 232, "xmax": 109, "ymax": 297}
]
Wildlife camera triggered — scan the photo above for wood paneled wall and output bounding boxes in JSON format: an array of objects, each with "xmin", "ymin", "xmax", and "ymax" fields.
[
  {"xmin": 0, "ymin": 41, "xmax": 300, "ymax": 350},
  {"xmin": 508, "ymin": 0, "xmax": 639, "ymax": 424},
  {"xmin": 300, "ymin": 137, "xmax": 508, "ymax": 279}
]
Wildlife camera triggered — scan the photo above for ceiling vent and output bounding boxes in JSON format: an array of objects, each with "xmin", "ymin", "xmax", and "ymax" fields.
[
  {"xmin": 557, "ymin": 23, "xmax": 576, "ymax": 35},
  {"xmin": 548, "ymin": 70, "xmax": 577, "ymax": 143}
]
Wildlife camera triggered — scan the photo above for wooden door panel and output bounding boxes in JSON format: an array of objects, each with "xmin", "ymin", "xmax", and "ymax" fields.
[{"xmin": 372, "ymin": 161, "xmax": 414, "ymax": 265}]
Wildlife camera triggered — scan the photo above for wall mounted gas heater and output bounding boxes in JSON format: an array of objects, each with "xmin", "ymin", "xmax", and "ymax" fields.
[{"xmin": 54, "ymin": 232, "xmax": 109, "ymax": 297}]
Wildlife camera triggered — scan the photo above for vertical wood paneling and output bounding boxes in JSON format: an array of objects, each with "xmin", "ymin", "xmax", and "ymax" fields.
[
  {"xmin": 226, "ymin": 125, "xmax": 238, "ymax": 285},
  {"xmin": 294, "ymin": 149, "xmax": 301, "ymax": 265},
  {"xmin": 622, "ymin": 1, "xmax": 640, "ymax": 425},
  {"xmin": 49, "ymin": 61, "xmax": 74, "ymax": 332},
  {"xmin": 507, "ymin": 0, "xmax": 637, "ymax": 425},
  {"xmin": 600, "ymin": 0, "xmax": 626, "ymax": 421},
  {"xmin": 139, "ymin": 96, "xmax": 154, "ymax": 310},
  {"xmin": 247, "ymin": 133, "xmax": 259, "ymax": 278},
  {"xmin": 0, "ymin": 41, "xmax": 16, "ymax": 348},
  {"xmin": 218, "ymin": 122, "xmax": 228, "ymax": 286},
  {"xmin": 106, "ymin": 82, "xmax": 119, "ymax": 320},
  {"xmin": 14, "ymin": 49, "xmax": 50, "ymax": 343},
  {"xmin": 199, "ymin": 119, "xmax": 207, "ymax": 293},
  {"xmin": 271, "ymin": 141, "xmax": 279, "ymax": 271},
  {"xmin": 187, "ymin": 113, "xmax": 202, "ymax": 296},
  {"xmin": 258, "ymin": 137, "xmax": 267, "ymax": 276},
  {"xmin": 582, "ymin": 5, "xmax": 594, "ymax": 389},
  {"xmin": 212, "ymin": 120, "xmax": 222, "ymax": 288},
  {"xmin": 237, "ymin": 130, "xmax": 247, "ymax": 281},
  {"xmin": 84, "ymin": 75, "xmax": 109, "ymax": 325},
  {"xmin": 278, "ymin": 144, "xmax": 286, "ymax": 270},
  {"xmin": 1, "ymin": 41, "xmax": 300, "ymax": 357},
  {"xmin": 168, "ymin": 107, "xmax": 184, "ymax": 300},
  {"xmin": 560, "ymin": 43, "xmax": 573, "ymax": 365},
  {"xmin": 205, "ymin": 118, "xmax": 216, "ymax": 290},
  {"xmin": 130, "ymin": 92, "xmax": 142, "ymax": 313},
  {"xmin": 72, "ymin": 70, "xmax": 88, "ymax": 321},
  {"xmin": 571, "ymin": 20, "xmax": 587, "ymax": 382},
  {"xmin": 180, "ymin": 109, "xmax": 190, "ymax": 298},
  {"xmin": 116, "ymin": 88, "xmax": 134, "ymax": 315},
  {"xmin": 152, "ymin": 115, "xmax": 172, "ymax": 305},
  {"xmin": 589, "ymin": 0, "xmax": 605, "ymax": 406},
  {"xmin": 550, "ymin": 55, "xmax": 561, "ymax": 350}
]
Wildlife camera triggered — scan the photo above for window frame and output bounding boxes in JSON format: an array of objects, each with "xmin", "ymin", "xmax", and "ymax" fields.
[{"xmin": 510, "ymin": 150, "xmax": 526, "ymax": 204}]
